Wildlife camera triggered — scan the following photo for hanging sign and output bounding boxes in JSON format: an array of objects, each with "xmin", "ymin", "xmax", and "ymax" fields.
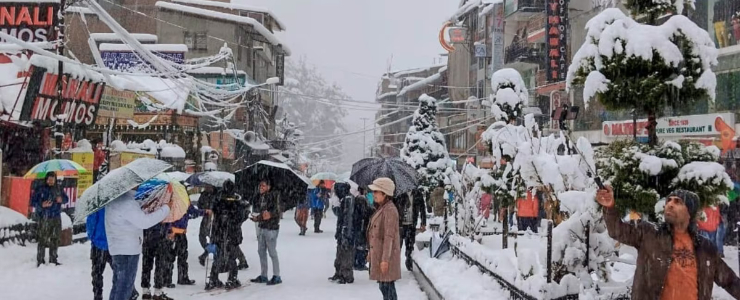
[
  {"xmin": 545, "ymin": 0, "xmax": 569, "ymax": 82},
  {"xmin": 448, "ymin": 27, "xmax": 467, "ymax": 43},
  {"xmin": 19, "ymin": 65, "xmax": 106, "ymax": 126},
  {"xmin": 0, "ymin": 2, "xmax": 59, "ymax": 43},
  {"xmin": 98, "ymin": 88, "xmax": 136, "ymax": 119},
  {"xmin": 602, "ymin": 113, "xmax": 735, "ymax": 138}
]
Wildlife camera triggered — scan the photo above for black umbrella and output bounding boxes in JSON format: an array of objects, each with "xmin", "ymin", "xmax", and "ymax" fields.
[
  {"xmin": 235, "ymin": 160, "xmax": 310, "ymax": 211},
  {"xmin": 350, "ymin": 157, "xmax": 419, "ymax": 197}
]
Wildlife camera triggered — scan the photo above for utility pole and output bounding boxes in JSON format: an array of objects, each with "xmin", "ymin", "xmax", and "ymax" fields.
[
  {"xmin": 361, "ymin": 118, "xmax": 368, "ymax": 158},
  {"xmin": 219, "ymin": 108, "xmax": 225, "ymax": 169}
]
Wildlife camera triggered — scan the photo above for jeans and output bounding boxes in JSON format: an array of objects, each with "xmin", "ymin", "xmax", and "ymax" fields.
[
  {"xmin": 517, "ymin": 217, "xmax": 539, "ymax": 233},
  {"xmin": 110, "ymin": 255, "xmax": 139, "ymax": 300},
  {"xmin": 717, "ymin": 222, "xmax": 727, "ymax": 256},
  {"xmin": 91, "ymin": 246, "xmax": 112, "ymax": 300},
  {"xmin": 379, "ymin": 281, "xmax": 397, "ymax": 300},
  {"xmin": 258, "ymin": 229, "xmax": 280, "ymax": 277},
  {"xmin": 699, "ymin": 230, "xmax": 719, "ymax": 252}
]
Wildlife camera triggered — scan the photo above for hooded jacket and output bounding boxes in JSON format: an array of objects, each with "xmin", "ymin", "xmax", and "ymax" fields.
[
  {"xmin": 335, "ymin": 183, "xmax": 357, "ymax": 246},
  {"xmin": 86, "ymin": 209, "xmax": 108, "ymax": 250},
  {"xmin": 211, "ymin": 187, "xmax": 249, "ymax": 245},
  {"xmin": 395, "ymin": 190, "xmax": 427, "ymax": 227},
  {"xmin": 105, "ymin": 191, "xmax": 170, "ymax": 256}
]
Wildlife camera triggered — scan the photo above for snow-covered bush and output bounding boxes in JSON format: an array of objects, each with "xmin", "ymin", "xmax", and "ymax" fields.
[
  {"xmin": 567, "ymin": 8, "xmax": 717, "ymax": 145},
  {"xmin": 596, "ymin": 140, "xmax": 731, "ymax": 215},
  {"xmin": 490, "ymin": 68, "xmax": 529, "ymax": 124}
]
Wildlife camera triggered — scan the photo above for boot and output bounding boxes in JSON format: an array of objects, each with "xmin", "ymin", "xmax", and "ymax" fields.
[
  {"xmin": 328, "ymin": 274, "xmax": 340, "ymax": 281},
  {"xmin": 266, "ymin": 276, "xmax": 282, "ymax": 286},
  {"xmin": 142, "ymin": 288, "xmax": 152, "ymax": 300},
  {"xmin": 204, "ymin": 278, "xmax": 224, "ymax": 291},
  {"xmin": 225, "ymin": 278, "xmax": 242, "ymax": 290},
  {"xmin": 177, "ymin": 278, "xmax": 195, "ymax": 285},
  {"xmin": 250, "ymin": 275, "xmax": 268, "ymax": 284},
  {"xmin": 337, "ymin": 277, "xmax": 354, "ymax": 284},
  {"xmin": 315, "ymin": 229, "xmax": 324, "ymax": 233},
  {"xmin": 406, "ymin": 259, "xmax": 413, "ymax": 271},
  {"xmin": 165, "ymin": 283, "xmax": 176, "ymax": 289},
  {"xmin": 198, "ymin": 254, "xmax": 207, "ymax": 266},
  {"xmin": 129, "ymin": 290, "xmax": 139, "ymax": 300},
  {"xmin": 153, "ymin": 293, "xmax": 174, "ymax": 300},
  {"xmin": 237, "ymin": 262, "xmax": 249, "ymax": 270}
]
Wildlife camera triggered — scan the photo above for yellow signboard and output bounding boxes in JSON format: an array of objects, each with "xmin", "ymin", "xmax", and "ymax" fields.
[
  {"xmin": 120, "ymin": 151, "xmax": 155, "ymax": 166},
  {"xmin": 98, "ymin": 89, "xmax": 136, "ymax": 119},
  {"xmin": 71, "ymin": 152, "xmax": 94, "ymax": 195}
]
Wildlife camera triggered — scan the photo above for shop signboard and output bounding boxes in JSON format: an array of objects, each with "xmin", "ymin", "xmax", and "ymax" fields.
[
  {"xmin": 448, "ymin": 27, "xmax": 467, "ymax": 43},
  {"xmin": 71, "ymin": 152, "xmax": 93, "ymax": 196},
  {"xmin": 98, "ymin": 88, "xmax": 136, "ymax": 119},
  {"xmin": 100, "ymin": 50, "xmax": 185, "ymax": 72},
  {"xmin": 602, "ymin": 113, "xmax": 735, "ymax": 138},
  {"xmin": 120, "ymin": 151, "xmax": 155, "ymax": 166},
  {"xmin": 0, "ymin": 2, "xmax": 59, "ymax": 43},
  {"xmin": 19, "ymin": 65, "xmax": 106, "ymax": 126},
  {"xmin": 545, "ymin": 0, "xmax": 568, "ymax": 82}
]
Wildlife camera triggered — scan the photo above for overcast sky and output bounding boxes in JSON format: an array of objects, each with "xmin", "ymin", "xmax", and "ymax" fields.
[{"xmin": 235, "ymin": 0, "xmax": 459, "ymax": 170}]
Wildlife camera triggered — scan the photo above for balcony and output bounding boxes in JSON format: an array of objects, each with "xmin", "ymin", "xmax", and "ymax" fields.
[
  {"xmin": 504, "ymin": 0, "xmax": 545, "ymax": 21},
  {"xmin": 504, "ymin": 41, "xmax": 545, "ymax": 71}
]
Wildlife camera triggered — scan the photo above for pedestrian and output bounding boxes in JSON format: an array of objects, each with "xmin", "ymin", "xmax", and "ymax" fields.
[
  {"xmin": 204, "ymin": 180, "xmax": 249, "ymax": 290},
  {"xmin": 329, "ymin": 183, "xmax": 357, "ymax": 284},
  {"xmin": 367, "ymin": 178, "xmax": 401, "ymax": 300},
  {"xmin": 250, "ymin": 179, "xmax": 282, "ymax": 285},
  {"xmin": 197, "ymin": 185, "xmax": 216, "ymax": 266},
  {"xmin": 396, "ymin": 189, "xmax": 426, "ymax": 271},
  {"xmin": 516, "ymin": 187, "xmax": 539, "ymax": 233},
  {"xmin": 698, "ymin": 205, "xmax": 722, "ymax": 255},
  {"xmin": 93, "ymin": 139, "xmax": 105, "ymax": 181},
  {"xmin": 596, "ymin": 187, "xmax": 740, "ymax": 299},
  {"xmin": 87, "ymin": 209, "xmax": 139, "ymax": 300},
  {"xmin": 479, "ymin": 192, "xmax": 492, "ymax": 224},
  {"xmin": 719, "ymin": 202, "xmax": 729, "ymax": 255},
  {"xmin": 31, "ymin": 172, "xmax": 68, "ymax": 267},
  {"xmin": 167, "ymin": 204, "xmax": 206, "ymax": 287},
  {"xmin": 141, "ymin": 220, "xmax": 174, "ymax": 299},
  {"xmin": 429, "ymin": 184, "xmax": 445, "ymax": 217},
  {"xmin": 354, "ymin": 188, "xmax": 373, "ymax": 271},
  {"xmin": 310, "ymin": 181, "xmax": 327, "ymax": 233},
  {"xmin": 295, "ymin": 190, "xmax": 310, "ymax": 236},
  {"xmin": 106, "ymin": 188, "xmax": 170, "ymax": 300}
]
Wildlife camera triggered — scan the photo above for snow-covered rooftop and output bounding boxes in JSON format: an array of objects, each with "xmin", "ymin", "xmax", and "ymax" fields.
[
  {"xmin": 186, "ymin": 66, "xmax": 247, "ymax": 75},
  {"xmin": 99, "ymin": 43, "xmax": 188, "ymax": 53},
  {"xmin": 398, "ymin": 72, "xmax": 443, "ymax": 97},
  {"xmin": 449, "ymin": 0, "xmax": 482, "ymax": 21},
  {"xmin": 170, "ymin": 0, "xmax": 286, "ymax": 31},
  {"xmin": 155, "ymin": 1, "xmax": 291, "ymax": 56},
  {"xmin": 90, "ymin": 33, "xmax": 158, "ymax": 43},
  {"xmin": 66, "ymin": 6, "xmax": 95, "ymax": 15},
  {"xmin": 389, "ymin": 63, "xmax": 446, "ymax": 78}
]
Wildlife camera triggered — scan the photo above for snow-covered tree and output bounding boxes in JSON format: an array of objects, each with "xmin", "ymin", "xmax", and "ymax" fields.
[
  {"xmin": 400, "ymin": 95, "xmax": 454, "ymax": 193},
  {"xmin": 567, "ymin": 8, "xmax": 717, "ymax": 146},
  {"xmin": 596, "ymin": 140, "xmax": 732, "ymax": 215},
  {"xmin": 490, "ymin": 68, "xmax": 529, "ymax": 124}
]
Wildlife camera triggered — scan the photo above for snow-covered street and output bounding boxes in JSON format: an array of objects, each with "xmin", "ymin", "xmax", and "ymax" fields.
[{"xmin": 0, "ymin": 213, "xmax": 428, "ymax": 300}]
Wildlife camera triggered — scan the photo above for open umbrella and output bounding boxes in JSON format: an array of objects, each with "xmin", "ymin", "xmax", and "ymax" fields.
[
  {"xmin": 166, "ymin": 171, "xmax": 192, "ymax": 183},
  {"xmin": 350, "ymin": 157, "xmax": 419, "ymax": 197},
  {"xmin": 311, "ymin": 172, "xmax": 338, "ymax": 181},
  {"xmin": 73, "ymin": 158, "xmax": 172, "ymax": 224},
  {"xmin": 186, "ymin": 171, "xmax": 235, "ymax": 187},
  {"xmin": 137, "ymin": 174, "xmax": 191, "ymax": 223},
  {"xmin": 24, "ymin": 159, "xmax": 88, "ymax": 179},
  {"xmin": 235, "ymin": 160, "xmax": 310, "ymax": 211}
]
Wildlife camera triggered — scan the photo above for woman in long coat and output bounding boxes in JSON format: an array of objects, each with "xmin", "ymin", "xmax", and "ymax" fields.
[{"xmin": 367, "ymin": 178, "xmax": 401, "ymax": 300}]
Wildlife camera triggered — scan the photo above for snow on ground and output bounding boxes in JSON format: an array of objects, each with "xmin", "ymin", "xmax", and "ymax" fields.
[
  {"xmin": 413, "ymin": 250, "xmax": 508, "ymax": 299},
  {"xmin": 1, "ymin": 213, "xmax": 427, "ymax": 300}
]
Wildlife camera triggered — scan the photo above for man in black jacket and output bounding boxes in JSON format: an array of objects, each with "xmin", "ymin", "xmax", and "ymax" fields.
[
  {"xmin": 250, "ymin": 180, "xmax": 282, "ymax": 285},
  {"xmin": 205, "ymin": 181, "xmax": 249, "ymax": 290},
  {"xmin": 396, "ymin": 189, "xmax": 427, "ymax": 271},
  {"xmin": 354, "ymin": 188, "xmax": 373, "ymax": 271},
  {"xmin": 329, "ymin": 183, "xmax": 357, "ymax": 284},
  {"xmin": 197, "ymin": 185, "xmax": 216, "ymax": 266}
]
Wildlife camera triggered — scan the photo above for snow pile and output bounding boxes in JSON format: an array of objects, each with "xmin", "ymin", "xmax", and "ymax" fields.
[
  {"xmin": 110, "ymin": 140, "xmax": 127, "ymax": 152},
  {"xmin": 60, "ymin": 213, "xmax": 72, "ymax": 230},
  {"xmin": 412, "ymin": 249, "xmax": 509, "ymax": 300},
  {"xmin": 200, "ymin": 145, "xmax": 214, "ymax": 153},
  {"xmin": 0, "ymin": 206, "xmax": 31, "ymax": 228},
  {"xmin": 204, "ymin": 162, "xmax": 217, "ymax": 171},
  {"xmin": 160, "ymin": 145, "xmax": 186, "ymax": 158},
  {"xmin": 68, "ymin": 139, "xmax": 93, "ymax": 153}
]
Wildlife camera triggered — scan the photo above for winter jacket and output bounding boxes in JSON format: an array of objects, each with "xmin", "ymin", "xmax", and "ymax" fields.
[
  {"xmin": 309, "ymin": 188, "xmax": 326, "ymax": 210},
  {"xmin": 171, "ymin": 204, "xmax": 204, "ymax": 233},
  {"xmin": 31, "ymin": 184, "xmax": 68, "ymax": 219},
  {"xmin": 86, "ymin": 209, "xmax": 108, "ymax": 251},
  {"xmin": 516, "ymin": 191, "xmax": 539, "ymax": 218},
  {"xmin": 479, "ymin": 193, "xmax": 492, "ymax": 219},
  {"xmin": 355, "ymin": 196, "xmax": 373, "ymax": 248},
  {"xmin": 211, "ymin": 192, "xmax": 249, "ymax": 245},
  {"xmin": 368, "ymin": 200, "xmax": 401, "ymax": 282},
  {"xmin": 335, "ymin": 183, "xmax": 356, "ymax": 247},
  {"xmin": 143, "ymin": 222, "xmax": 171, "ymax": 244},
  {"xmin": 603, "ymin": 206, "xmax": 740, "ymax": 300},
  {"xmin": 253, "ymin": 191, "xmax": 281, "ymax": 230},
  {"xmin": 396, "ymin": 190, "xmax": 427, "ymax": 227},
  {"xmin": 430, "ymin": 187, "xmax": 446, "ymax": 217},
  {"xmin": 105, "ymin": 191, "xmax": 170, "ymax": 256},
  {"xmin": 197, "ymin": 189, "xmax": 217, "ymax": 210},
  {"xmin": 698, "ymin": 206, "xmax": 721, "ymax": 233}
]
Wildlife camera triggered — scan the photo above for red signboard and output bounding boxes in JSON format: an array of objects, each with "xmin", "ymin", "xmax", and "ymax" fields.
[
  {"xmin": 20, "ymin": 65, "xmax": 106, "ymax": 126},
  {"xmin": 449, "ymin": 27, "xmax": 467, "ymax": 43},
  {"xmin": 0, "ymin": 2, "xmax": 59, "ymax": 43},
  {"xmin": 546, "ymin": 0, "xmax": 568, "ymax": 82}
]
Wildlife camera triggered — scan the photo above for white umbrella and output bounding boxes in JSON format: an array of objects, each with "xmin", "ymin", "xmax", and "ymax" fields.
[
  {"xmin": 74, "ymin": 158, "xmax": 172, "ymax": 224},
  {"xmin": 310, "ymin": 172, "xmax": 338, "ymax": 181}
]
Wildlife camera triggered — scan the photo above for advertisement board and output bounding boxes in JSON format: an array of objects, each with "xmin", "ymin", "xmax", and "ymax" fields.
[
  {"xmin": 545, "ymin": 0, "xmax": 569, "ymax": 82},
  {"xmin": 0, "ymin": 2, "xmax": 59, "ymax": 43},
  {"xmin": 602, "ymin": 113, "xmax": 735, "ymax": 138},
  {"xmin": 97, "ymin": 88, "xmax": 136, "ymax": 119},
  {"xmin": 71, "ymin": 152, "xmax": 93, "ymax": 196},
  {"xmin": 100, "ymin": 51, "xmax": 185, "ymax": 72},
  {"xmin": 19, "ymin": 65, "xmax": 106, "ymax": 126}
]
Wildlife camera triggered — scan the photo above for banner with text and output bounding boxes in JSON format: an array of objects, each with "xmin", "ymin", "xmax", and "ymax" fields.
[
  {"xmin": 97, "ymin": 88, "xmax": 136, "ymax": 119},
  {"xmin": 0, "ymin": 2, "xmax": 59, "ymax": 43},
  {"xmin": 545, "ymin": 0, "xmax": 568, "ymax": 82},
  {"xmin": 602, "ymin": 113, "xmax": 735, "ymax": 138}
]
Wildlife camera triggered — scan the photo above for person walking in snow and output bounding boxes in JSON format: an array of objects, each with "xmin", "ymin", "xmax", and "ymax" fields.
[
  {"xmin": 87, "ymin": 209, "xmax": 139, "ymax": 300},
  {"xmin": 106, "ymin": 188, "xmax": 170, "ymax": 300},
  {"xmin": 295, "ymin": 190, "xmax": 311, "ymax": 236},
  {"xmin": 367, "ymin": 178, "xmax": 401, "ymax": 300},
  {"xmin": 205, "ymin": 180, "xmax": 250, "ymax": 290},
  {"xmin": 395, "ymin": 189, "xmax": 426, "ymax": 271},
  {"xmin": 141, "ymin": 220, "xmax": 175, "ymax": 299},
  {"xmin": 516, "ymin": 187, "xmax": 539, "ymax": 233},
  {"xmin": 597, "ymin": 186, "xmax": 740, "ymax": 300},
  {"xmin": 32, "ymin": 172, "xmax": 68, "ymax": 267},
  {"xmin": 167, "ymin": 204, "xmax": 206, "ymax": 286},
  {"xmin": 354, "ymin": 188, "xmax": 373, "ymax": 271},
  {"xmin": 329, "ymin": 183, "xmax": 358, "ymax": 284},
  {"xmin": 310, "ymin": 181, "xmax": 327, "ymax": 233},
  {"xmin": 197, "ymin": 185, "xmax": 216, "ymax": 266},
  {"xmin": 250, "ymin": 179, "xmax": 282, "ymax": 285}
]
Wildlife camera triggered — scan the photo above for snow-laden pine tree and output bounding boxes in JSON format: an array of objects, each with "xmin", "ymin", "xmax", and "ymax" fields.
[
  {"xmin": 567, "ymin": 6, "xmax": 717, "ymax": 146},
  {"xmin": 400, "ymin": 95, "xmax": 455, "ymax": 193}
]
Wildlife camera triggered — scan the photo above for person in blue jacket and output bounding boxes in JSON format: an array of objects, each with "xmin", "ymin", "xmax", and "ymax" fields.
[
  {"xmin": 87, "ymin": 209, "xmax": 139, "ymax": 300},
  {"xmin": 310, "ymin": 181, "xmax": 328, "ymax": 233},
  {"xmin": 31, "ymin": 172, "xmax": 68, "ymax": 267}
]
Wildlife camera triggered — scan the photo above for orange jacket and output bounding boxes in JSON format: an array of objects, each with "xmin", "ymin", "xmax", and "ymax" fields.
[
  {"xmin": 516, "ymin": 191, "xmax": 539, "ymax": 218},
  {"xmin": 697, "ymin": 206, "xmax": 721, "ymax": 232}
]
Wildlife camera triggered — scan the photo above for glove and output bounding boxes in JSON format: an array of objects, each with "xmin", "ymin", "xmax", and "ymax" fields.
[{"xmin": 205, "ymin": 243, "xmax": 218, "ymax": 254}]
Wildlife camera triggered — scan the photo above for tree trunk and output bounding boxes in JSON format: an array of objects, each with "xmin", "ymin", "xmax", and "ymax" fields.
[
  {"xmin": 647, "ymin": 110, "xmax": 658, "ymax": 147},
  {"xmin": 502, "ymin": 208, "xmax": 509, "ymax": 249}
]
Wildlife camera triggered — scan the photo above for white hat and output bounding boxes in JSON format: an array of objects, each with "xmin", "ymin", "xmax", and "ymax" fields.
[{"xmin": 368, "ymin": 177, "xmax": 395, "ymax": 197}]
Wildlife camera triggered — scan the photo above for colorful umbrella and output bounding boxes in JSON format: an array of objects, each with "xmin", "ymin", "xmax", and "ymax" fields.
[
  {"xmin": 312, "ymin": 179, "xmax": 335, "ymax": 189},
  {"xmin": 136, "ymin": 175, "xmax": 191, "ymax": 223},
  {"xmin": 24, "ymin": 159, "xmax": 88, "ymax": 179},
  {"xmin": 163, "ymin": 179, "xmax": 190, "ymax": 223}
]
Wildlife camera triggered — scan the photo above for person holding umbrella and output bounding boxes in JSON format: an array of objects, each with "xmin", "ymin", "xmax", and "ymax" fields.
[
  {"xmin": 367, "ymin": 178, "xmax": 401, "ymax": 300},
  {"xmin": 250, "ymin": 179, "xmax": 282, "ymax": 285},
  {"xmin": 310, "ymin": 180, "xmax": 328, "ymax": 233},
  {"xmin": 31, "ymin": 172, "xmax": 68, "ymax": 267}
]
